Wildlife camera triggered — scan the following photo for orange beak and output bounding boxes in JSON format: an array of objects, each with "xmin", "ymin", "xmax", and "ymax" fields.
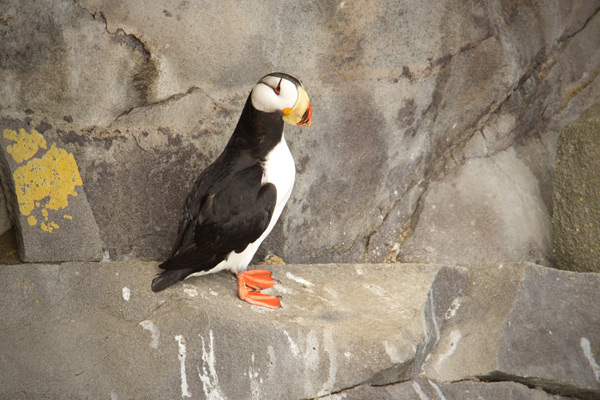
[{"xmin": 297, "ymin": 101, "xmax": 312, "ymax": 127}]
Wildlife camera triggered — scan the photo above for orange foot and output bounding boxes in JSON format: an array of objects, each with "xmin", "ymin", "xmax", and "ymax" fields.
[{"xmin": 236, "ymin": 269, "xmax": 281, "ymax": 309}]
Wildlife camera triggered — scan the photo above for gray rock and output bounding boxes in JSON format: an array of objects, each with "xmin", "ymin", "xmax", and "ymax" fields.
[
  {"xmin": 411, "ymin": 265, "xmax": 470, "ymax": 378},
  {"xmin": 0, "ymin": 119, "xmax": 103, "ymax": 261},
  {"xmin": 329, "ymin": 379, "xmax": 574, "ymax": 400},
  {"xmin": 418, "ymin": 263, "xmax": 600, "ymax": 400},
  {"xmin": 0, "ymin": 177, "xmax": 11, "ymax": 236},
  {"xmin": 0, "ymin": 262, "xmax": 443, "ymax": 399},
  {"xmin": 398, "ymin": 149, "xmax": 552, "ymax": 266},
  {"xmin": 370, "ymin": 2, "xmax": 600, "ymax": 265},
  {"xmin": 553, "ymin": 103, "xmax": 600, "ymax": 272},
  {"xmin": 499, "ymin": 5, "xmax": 600, "ymax": 213},
  {"xmin": 1, "ymin": 261, "xmax": 597, "ymax": 399},
  {"xmin": 0, "ymin": 0, "xmax": 157, "ymax": 130}
]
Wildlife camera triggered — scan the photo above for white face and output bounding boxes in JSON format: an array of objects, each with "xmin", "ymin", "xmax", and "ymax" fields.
[{"xmin": 250, "ymin": 75, "xmax": 299, "ymax": 113}]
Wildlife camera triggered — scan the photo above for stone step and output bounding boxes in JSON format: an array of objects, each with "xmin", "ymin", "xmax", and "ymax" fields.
[
  {"xmin": 417, "ymin": 262, "xmax": 600, "ymax": 400},
  {"xmin": 0, "ymin": 262, "xmax": 598, "ymax": 400}
]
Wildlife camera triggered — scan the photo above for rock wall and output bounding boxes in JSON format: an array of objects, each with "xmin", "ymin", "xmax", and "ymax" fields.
[{"xmin": 0, "ymin": 1, "xmax": 599, "ymax": 263}]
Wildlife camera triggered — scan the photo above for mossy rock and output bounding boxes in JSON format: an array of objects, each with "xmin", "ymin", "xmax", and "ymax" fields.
[{"xmin": 553, "ymin": 103, "xmax": 600, "ymax": 272}]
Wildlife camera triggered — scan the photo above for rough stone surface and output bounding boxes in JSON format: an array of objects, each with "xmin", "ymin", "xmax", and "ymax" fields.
[
  {"xmin": 1, "ymin": 0, "xmax": 599, "ymax": 263},
  {"xmin": 393, "ymin": 3, "xmax": 600, "ymax": 267},
  {"xmin": 325, "ymin": 380, "xmax": 574, "ymax": 400},
  {"xmin": 418, "ymin": 263, "xmax": 600, "ymax": 400},
  {"xmin": 0, "ymin": 0, "xmax": 157, "ymax": 128},
  {"xmin": 2, "ymin": 261, "xmax": 598, "ymax": 399},
  {"xmin": 0, "ymin": 119, "xmax": 103, "ymax": 261},
  {"xmin": 399, "ymin": 148, "xmax": 552, "ymax": 265},
  {"xmin": 0, "ymin": 178, "xmax": 11, "ymax": 236},
  {"xmin": 0, "ymin": 262, "xmax": 445, "ymax": 400},
  {"xmin": 0, "ymin": 229, "xmax": 19, "ymax": 265},
  {"xmin": 553, "ymin": 102, "xmax": 600, "ymax": 272},
  {"xmin": 412, "ymin": 265, "xmax": 470, "ymax": 376},
  {"xmin": 370, "ymin": 1, "xmax": 600, "ymax": 266}
]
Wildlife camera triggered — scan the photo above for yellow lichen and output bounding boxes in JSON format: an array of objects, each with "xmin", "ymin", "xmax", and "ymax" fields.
[
  {"xmin": 4, "ymin": 128, "xmax": 82, "ymax": 233},
  {"xmin": 3, "ymin": 128, "xmax": 47, "ymax": 163},
  {"xmin": 12, "ymin": 143, "xmax": 82, "ymax": 218},
  {"xmin": 41, "ymin": 220, "xmax": 60, "ymax": 233},
  {"xmin": 63, "ymin": 214, "xmax": 73, "ymax": 220},
  {"xmin": 41, "ymin": 222, "xmax": 51, "ymax": 232}
]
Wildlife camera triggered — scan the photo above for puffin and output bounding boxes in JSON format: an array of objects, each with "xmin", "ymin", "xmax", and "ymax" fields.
[{"xmin": 151, "ymin": 73, "xmax": 312, "ymax": 309}]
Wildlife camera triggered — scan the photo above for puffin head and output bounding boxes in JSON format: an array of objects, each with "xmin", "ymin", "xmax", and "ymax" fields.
[{"xmin": 250, "ymin": 73, "xmax": 312, "ymax": 127}]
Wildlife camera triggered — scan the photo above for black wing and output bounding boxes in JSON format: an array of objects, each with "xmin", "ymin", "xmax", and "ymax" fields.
[{"xmin": 159, "ymin": 163, "xmax": 276, "ymax": 271}]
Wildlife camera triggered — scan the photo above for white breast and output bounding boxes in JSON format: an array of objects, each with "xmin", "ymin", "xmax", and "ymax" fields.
[
  {"xmin": 187, "ymin": 135, "xmax": 296, "ymax": 277},
  {"xmin": 261, "ymin": 135, "xmax": 296, "ymax": 219}
]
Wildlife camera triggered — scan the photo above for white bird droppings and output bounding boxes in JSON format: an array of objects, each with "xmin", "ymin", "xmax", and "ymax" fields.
[
  {"xmin": 428, "ymin": 291, "xmax": 440, "ymax": 343},
  {"xmin": 248, "ymin": 353, "xmax": 261, "ymax": 399},
  {"xmin": 428, "ymin": 379, "xmax": 446, "ymax": 400},
  {"xmin": 285, "ymin": 272, "xmax": 314, "ymax": 288},
  {"xmin": 435, "ymin": 329, "xmax": 462, "ymax": 371},
  {"xmin": 139, "ymin": 320, "xmax": 160, "ymax": 349},
  {"xmin": 283, "ymin": 330, "xmax": 300, "ymax": 358},
  {"xmin": 175, "ymin": 335, "xmax": 191, "ymax": 398},
  {"xmin": 444, "ymin": 297, "xmax": 461, "ymax": 320},
  {"xmin": 383, "ymin": 340, "xmax": 402, "ymax": 363},
  {"xmin": 183, "ymin": 287, "xmax": 198, "ymax": 297},
  {"xmin": 322, "ymin": 395, "xmax": 347, "ymax": 400},
  {"xmin": 267, "ymin": 345, "xmax": 277, "ymax": 380},
  {"xmin": 304, "ymin": 330, "xmax": 320, "ymax": 371},
  {"xmin": 273, "ymin": 284, "xmax": 293, "ymax": 294},
  {"xmin": 324, "ymin": 287, "xmax": 338, "ymax": 298},
  {"xmin": 317, "ymin": 330, "xmax": 337, "ymax": 397},
  {"xmin": 365, "ymin": 284, "xmax": 387, "ymax": 297},
  {"xmin": 581, "ymin": 337, "xmax": 600, "ymax": 382},
  {"xmin": 198, "ymin": 330, "xmax": 225, "ymax": 400},
  {"xmin": 122, "ymin": 287, "xmax": 130, "ymax": 301},
  {"xmin": 412, "ymin": 381, "xmax": 430, "ymax": 400}
]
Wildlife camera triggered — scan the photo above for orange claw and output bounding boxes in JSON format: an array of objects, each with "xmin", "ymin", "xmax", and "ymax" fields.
[{"xmin": 236, "ymin": 270, "xmax": 282, "ymax": 309}]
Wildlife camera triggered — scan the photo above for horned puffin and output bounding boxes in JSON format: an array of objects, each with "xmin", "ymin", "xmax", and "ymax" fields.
[{"xmin": 151, "ymin": 73, "xmax": 312, "ymax": 309}]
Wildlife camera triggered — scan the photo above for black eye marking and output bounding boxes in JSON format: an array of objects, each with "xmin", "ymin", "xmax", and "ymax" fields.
[{"xmin": 274, "ymin": 78, "xmax": 282, "ymax": 95}]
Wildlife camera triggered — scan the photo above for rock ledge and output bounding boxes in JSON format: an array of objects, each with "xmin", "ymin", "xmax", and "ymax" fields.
[{"xmin": 0, "ymin": 262, "xmax": 597, "ymax": 400}]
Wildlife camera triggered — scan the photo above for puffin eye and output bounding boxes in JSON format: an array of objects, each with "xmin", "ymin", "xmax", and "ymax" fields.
[{"xmin": 273, "ymin": 78, "xmax": 282, "ymax": 95}]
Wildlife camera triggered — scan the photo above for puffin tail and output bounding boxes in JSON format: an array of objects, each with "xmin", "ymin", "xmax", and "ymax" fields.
[{"xmin": 151, "ymin": 267, "xmax": 195, "ymax": 292}]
